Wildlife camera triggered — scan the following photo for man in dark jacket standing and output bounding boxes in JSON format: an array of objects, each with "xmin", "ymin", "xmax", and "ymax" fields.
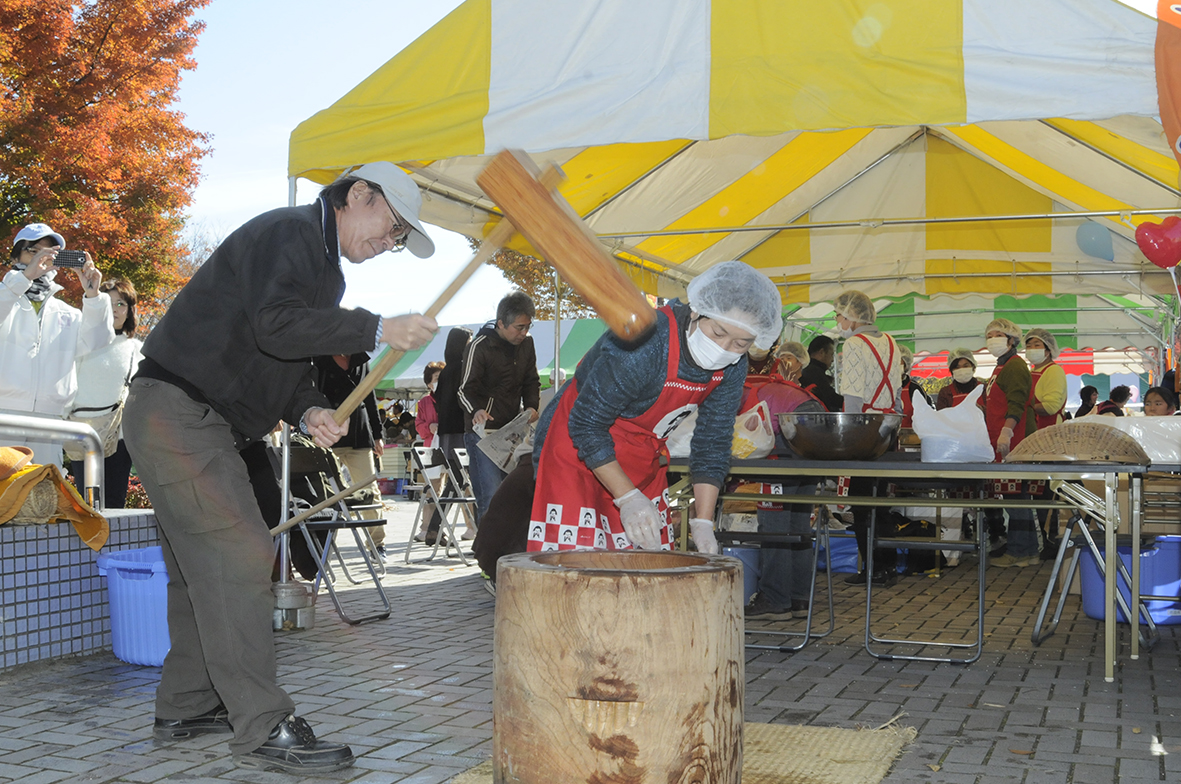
[
  {"xmin": 123, "ymin": 162, "xmax": 437, "ymax": 774},
  {"xmin": 799, "ymin": 335, "xmax": 843, "ymax": 412},
  {"xmin": 459, "ymin": 291, "xmax": 541, "ymax": 524}
]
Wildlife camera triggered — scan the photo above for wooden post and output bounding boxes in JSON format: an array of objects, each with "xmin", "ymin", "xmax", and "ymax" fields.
[{"xmin": 493, "ymin": 550, "xmax": 744, "ymax": 783}]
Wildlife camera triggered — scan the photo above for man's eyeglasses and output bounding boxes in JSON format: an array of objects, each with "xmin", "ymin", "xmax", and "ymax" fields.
[{"xmin": 382, "ymin": 198, "xmax": 410, "ymax": 253}]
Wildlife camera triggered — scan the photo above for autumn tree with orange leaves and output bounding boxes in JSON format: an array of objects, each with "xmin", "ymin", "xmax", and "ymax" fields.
[
  {"xmin": 469, "ymin": 240, "xmax": 597, "ymax": 320},
  {"xmin": 0, "ymin": 0, "xmax": 210, "ymax": 308}
]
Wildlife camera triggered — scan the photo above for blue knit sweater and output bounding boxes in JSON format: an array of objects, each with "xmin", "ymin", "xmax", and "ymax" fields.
[{"xmin": 533, "ymin": 301, "xmax": 745, "ymax": 490}]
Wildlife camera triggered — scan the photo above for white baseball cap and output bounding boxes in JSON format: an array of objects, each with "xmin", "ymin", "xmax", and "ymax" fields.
[
  {"xmin": 13, "ymin": 223, "xmax": 65, "ymax": 250},
  {"xmin": 340, "ymin": 162, "xmax": 434, "ymax": 258}
]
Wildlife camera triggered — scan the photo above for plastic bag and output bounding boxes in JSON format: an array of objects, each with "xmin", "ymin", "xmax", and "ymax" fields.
[
  {"xmin": 910, "ymin": 386, "xmax": 995, "ymax": 463},
  {"xmin": 732, "ymin": 401, "xmax": 775, "ymax": 459},
  {"xmin": 1063, "ymin": 415, "xmax": 1181, "ymax": 463}
]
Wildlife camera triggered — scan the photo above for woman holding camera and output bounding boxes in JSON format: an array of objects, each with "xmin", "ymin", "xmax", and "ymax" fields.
[{"xmin": 1, "ymin": 223, "xmax": 112, "ymax": 467}]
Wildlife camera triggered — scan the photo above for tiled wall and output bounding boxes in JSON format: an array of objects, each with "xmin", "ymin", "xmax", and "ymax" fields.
[{"xmin": 0, "ymin": 510, "xmax": 159, "ymax": 670}]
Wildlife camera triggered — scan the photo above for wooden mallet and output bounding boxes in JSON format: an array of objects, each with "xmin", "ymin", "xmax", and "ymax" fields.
[{"xmin": 476, "ymin": 149, "xmax": 658, "ymax": 343}]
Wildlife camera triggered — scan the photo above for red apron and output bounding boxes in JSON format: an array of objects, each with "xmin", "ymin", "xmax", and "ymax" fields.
[
  {"xmin": 983, "ymin": 360, "xmax": 1027, "ymax": 462},
  {"xmin": 948, "ymin": 383, "xmax": 974, "ymax": 407},
  {"xmin": 853, "ymin": 333, "xmax": 898, "ymax": 413},
  {"xmin": 1029, "ymin": 362, "xmax": 1064, "ymax": 431},
  {"xmin": 527, "ymin": 308, "xmax": 725, "ymax": 552}
]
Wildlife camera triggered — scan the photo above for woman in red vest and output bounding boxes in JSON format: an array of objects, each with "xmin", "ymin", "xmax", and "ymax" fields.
[
  {"xmin": 1023, "ymin": 327, "xmax": 1067, "ymax": 556},
  {"xmin": 528, "ymin": 262, "xmax": 783, "ymax": 555},
  {"xmin": 980, "ymin": 318, "xmax": 1039, "ymax": 568},
  {"xmin": 936, "ymin": 348, "xmax": 980, "ymax": 409}
]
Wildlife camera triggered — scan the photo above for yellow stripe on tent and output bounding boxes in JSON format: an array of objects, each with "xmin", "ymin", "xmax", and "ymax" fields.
[
  {"xmin": 637, "ymin": 129, "xmax": 872, "ymax": 264},
  {"xmin": 288, "ymin": 0, "xmax": 490, "ymax": 180},
  {"xmin": 941, "ymin": 125, "xmax": 1148, "ymax": 226},
  {"xmin": 1043, "ymin": 118, "xmax": 1181, "ymax": 189},
  {"xmin": 742, "ymin": 218, "xmax": 812, "ymax": 305},
  {"xmin": 710, "ymin": 0, "xmax": 965, "ymax": 137},
  {"xmin": 926, "ymin": 136, "xmax": 1051, "ymax": 253},
  {"xmin": 925, "ymin": 259, "xmax": 1053, "ymax": 295},
  {"xmin": 558, "ymin": 141, "xmax": 693, "ymax": 217}
]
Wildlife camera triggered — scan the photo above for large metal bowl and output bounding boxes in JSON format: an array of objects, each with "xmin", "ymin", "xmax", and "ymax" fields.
[{"xmin": 777, "ymin": 412, "xmax": 903, "ymax": 461}]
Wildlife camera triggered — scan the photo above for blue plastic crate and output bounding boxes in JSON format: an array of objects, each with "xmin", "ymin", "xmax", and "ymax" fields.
[
  {"xmin": 1080, "ymin": 536, "xmax": 1181, "ymax": 625},
  {"xmin": 96, "ymin": 546, "xmax": 171, "ymax": 666}
]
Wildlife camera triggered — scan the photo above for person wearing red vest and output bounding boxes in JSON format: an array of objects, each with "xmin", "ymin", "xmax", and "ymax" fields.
[
  {"xmin": 936, "ymin": 348, "xmax": 980, "ymax": 410},
  {"xmin": 1023, "ymin": 327, "xmax": 1068, "ymax": 557},
  {"xmin": 980, "ymin": 318, "xmax": 1040, "ymax": 567},
  {"xmin": 528, "ymin": 262, "xmax": 783, "ymax": 556},
  {"xmin": 833, "ymin": 290, "xmax": 903, "ymax": 586}
]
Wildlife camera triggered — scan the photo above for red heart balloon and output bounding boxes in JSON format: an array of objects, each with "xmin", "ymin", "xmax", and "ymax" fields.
[{"xmin": 1136, "ymin": 216, "xmax": 1181, "ymax": 269}]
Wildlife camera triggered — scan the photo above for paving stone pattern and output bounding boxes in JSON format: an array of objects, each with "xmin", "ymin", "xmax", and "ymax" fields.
[{"xmin": 0, "ymin": 498, "xmax": 1178, "ymax": 783}]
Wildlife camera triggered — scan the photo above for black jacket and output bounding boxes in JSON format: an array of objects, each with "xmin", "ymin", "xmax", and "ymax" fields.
[
  {"xmin": 435, "ymin": 327, "xmax": 471, "ymax": 436},
  {"xmin": 141, "ymin": 198, "xmax": 380, "ymax": 445},
  {"xmin": 458, "ymin": 321, "xmax": 540, "ymax": 432},
  {"xmin": 799, "ymin": 359, "xmax": 842, "ymax": 412}
]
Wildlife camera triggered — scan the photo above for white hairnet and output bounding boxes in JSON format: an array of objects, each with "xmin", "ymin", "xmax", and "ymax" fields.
[
  {"xmin": 833, "ymin": 290, "xmax": 876, "ymax": 325},
  {"xmin": 898, "ymin": 344, "xmax": 914, "ymax": 372},
  {"xmin": 985, "ymin": 317, "xmax": 1022, "ymax": 343},
  {"xmin": 1024, "ymin": 328, "xmax": 1059, "ymax": 359},
  {"xmin": 947, "ymin": 347, "xmax": 977, "ymax": 369},
  {"xmin": 686, "ymin": 261, "xmax": 783, "ymax": 350},
  {"xmin": 775, "ymin": 341, "xmax": 810, "ymax": 369}
]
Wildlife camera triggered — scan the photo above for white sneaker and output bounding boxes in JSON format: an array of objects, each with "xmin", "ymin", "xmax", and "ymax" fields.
[{"xmin": 461, "ymin": 529, "xmax": 477, "ymax": 541}]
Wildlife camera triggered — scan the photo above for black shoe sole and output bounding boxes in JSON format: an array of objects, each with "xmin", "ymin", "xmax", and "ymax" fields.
[
  {"xmin": 234, "ymin": 752, "xmax": 355, "ymax": 773},
  {"xmin": 744, "ymin": 610, "xmax": 796, "ymax": 621},
  {"xmin": 153, "ymin": 723, "xmax": 233, "ymax": 741}
]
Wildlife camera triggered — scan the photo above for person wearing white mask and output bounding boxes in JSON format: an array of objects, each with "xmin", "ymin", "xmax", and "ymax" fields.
[
  {"xmin": 979, "ymin": 318, "xmax": 1040, "ymax": 567},
  {"xmin": 936, "ymin": 348, "xmax": 980, "ymax": 410},
  {"xmin": 831, "ymin": 290, "xmax": 903, "ymax": 587},
  {"xmin": 1024, "ymin": 328, "xmax": 1067, "ymax": 430},
  {"xmin": 528, "ymin": 261, "xmax": 782, "ymax": 554}
]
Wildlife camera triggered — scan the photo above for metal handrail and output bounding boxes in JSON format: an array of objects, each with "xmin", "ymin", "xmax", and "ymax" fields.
[{"xmin": 0, "ymin": 412, "xmax": 104, "ymax": 510}]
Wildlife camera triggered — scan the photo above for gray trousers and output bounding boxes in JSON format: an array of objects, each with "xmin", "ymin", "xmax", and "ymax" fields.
[
  {"xmin": 123, "ymin": 378, "xmax": 294, "ymax": 754},
  {"xmin": 756, "ymin": 480, "xmax": 816, "ymax": 607}
]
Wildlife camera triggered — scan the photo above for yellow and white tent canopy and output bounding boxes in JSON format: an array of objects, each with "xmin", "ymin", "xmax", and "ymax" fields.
[{"xmin": 290, "ymin": 0, "xmax": 1181, "ymax": 311}]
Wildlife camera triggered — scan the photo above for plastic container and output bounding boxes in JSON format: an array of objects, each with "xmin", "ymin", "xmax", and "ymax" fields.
[
  {"xmin": 817, "ymin": 533, "xmax": 859, "ymax": 574},
  {"xmin": 1079, "ymin": 536, "xmax": 1181, "ymax": 625},
  {"xmin": 96, "ymin": 546, "xmax": 171, "ymax": 665},
  {"xmin": 722, "ymin": 545, "xmax": 760, "ymax": 604}
]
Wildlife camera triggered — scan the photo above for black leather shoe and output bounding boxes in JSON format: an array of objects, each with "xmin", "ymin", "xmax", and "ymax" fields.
[
  {"xmin": 234, "ymin": 715, "xmax": 354, "ymax": 773},
  {"xmin": 844, "ymin": 571, "xmax": 868, "ymax": 585},
  {"xmin": 153, "ymin": 704, "xmax": 232, "ymax": 741},
  {"xmin": 871, "ymin": 570, "xmax": 897, "ymax": 587}
]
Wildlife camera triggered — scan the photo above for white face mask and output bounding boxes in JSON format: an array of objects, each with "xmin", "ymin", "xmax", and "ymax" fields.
[
  {"xmin": 952, "ymin": 367, "xmax": 975, "ymax": 384},
  {"xmin": 986, "ymin": 337, "xmax": 1010, "ymax": 357},
  {"xmin": 838, "ymin": 327, "xmax": 854, "ymax": 339},
  {"xmin": 1026, "ymin": 348, "xmax": 1046, "ymax": 365},
  {"xmin": 687, "ymin": 323, "xmax": 744, "ymax": 370}
]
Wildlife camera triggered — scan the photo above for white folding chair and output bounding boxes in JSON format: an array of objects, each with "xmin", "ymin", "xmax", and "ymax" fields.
[{"xmin": 403, "ymin": 446, "xmax": 477, "ymax": 565}]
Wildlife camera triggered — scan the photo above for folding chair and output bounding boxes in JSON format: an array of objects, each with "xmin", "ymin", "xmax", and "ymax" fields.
[
  {"xmin": 1032, "ymin": 480, "xmax": 1158, "ymax": 649},
  {"xmin": 402, "ymin": 446, "xmax": 477, "ymax": 565},
  {"xmin": 286, "ymin": 444, "xmax": 391, "ymax": 625}
]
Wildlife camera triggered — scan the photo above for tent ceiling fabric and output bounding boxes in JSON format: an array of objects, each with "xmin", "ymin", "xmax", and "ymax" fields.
[{"xmin": 290, "ymin": 0, "xmax": 1180, "ymax": 315}]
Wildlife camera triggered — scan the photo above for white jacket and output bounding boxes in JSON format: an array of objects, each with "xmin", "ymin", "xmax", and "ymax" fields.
[{"xmin": 0, "ymin": 269, "xmax": 114, "ymax": 416}]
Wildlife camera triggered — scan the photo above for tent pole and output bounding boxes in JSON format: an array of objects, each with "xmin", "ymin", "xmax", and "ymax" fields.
[{"xmin": 288, "ymin": 176, "xmax": 296, "ymax": 208}]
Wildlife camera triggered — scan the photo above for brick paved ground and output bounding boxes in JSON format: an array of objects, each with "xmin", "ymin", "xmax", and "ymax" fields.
[{"xmin": 1, "ymin": 498, "xmax": 1178, "ymax": 783}]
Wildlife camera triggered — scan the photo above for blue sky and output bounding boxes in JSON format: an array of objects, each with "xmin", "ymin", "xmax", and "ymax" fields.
[{"xmin": 176, "ymin": 0, "xmax": 512, "ymax": 324}]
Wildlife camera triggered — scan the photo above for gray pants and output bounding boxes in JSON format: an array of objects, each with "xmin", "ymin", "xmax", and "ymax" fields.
[
  {"xmin": 123, "ymin": 378, "xmax": 294, "ymax": 755},
  {"xmin": 756, "ymin": 479, "xmax": 816, "ymax": 607}
]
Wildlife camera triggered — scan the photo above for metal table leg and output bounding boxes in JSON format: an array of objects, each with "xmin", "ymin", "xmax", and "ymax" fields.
[
  {"xmin": 1131, "ymin": 474, "xmax": 1142, "ymax": 660},
  {"xmin": 1104, "ymin": 472, "xmax": 1117, "ymax": 683}
]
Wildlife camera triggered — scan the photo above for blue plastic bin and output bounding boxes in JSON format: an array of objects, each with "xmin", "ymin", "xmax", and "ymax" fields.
[
  {"xmin": 722, "ymin": 545, "xmax": 760, "ymax": 604},
  {"xmin": 1080, "ymin": 536, "xmax": 1181, "ymax": 625},
  {"xmin": 96, "ymin": 546, "xmax": 171, "ymax": 666}
]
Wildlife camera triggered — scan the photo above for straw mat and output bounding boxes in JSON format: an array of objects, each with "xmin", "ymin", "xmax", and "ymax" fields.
[
  {"xmin": 1004, "ymin": 421, "xmax": 1150, "ymax": 465},
  {"xmin": 449, "ymin": 721, "xmax": 916, "ymax": 784}
]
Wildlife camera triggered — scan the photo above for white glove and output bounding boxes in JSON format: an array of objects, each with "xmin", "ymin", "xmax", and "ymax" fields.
[
  {"xmin": 689, "ymin": 518, "xmax": 719, "ymax": 554},
  {"xmin": 613, "ymin": 489, "xmax": 663, "ymax": 550},
  {"xmin": 997, "ymin": 425, "xmax": 1014, "ymax": 458}
]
